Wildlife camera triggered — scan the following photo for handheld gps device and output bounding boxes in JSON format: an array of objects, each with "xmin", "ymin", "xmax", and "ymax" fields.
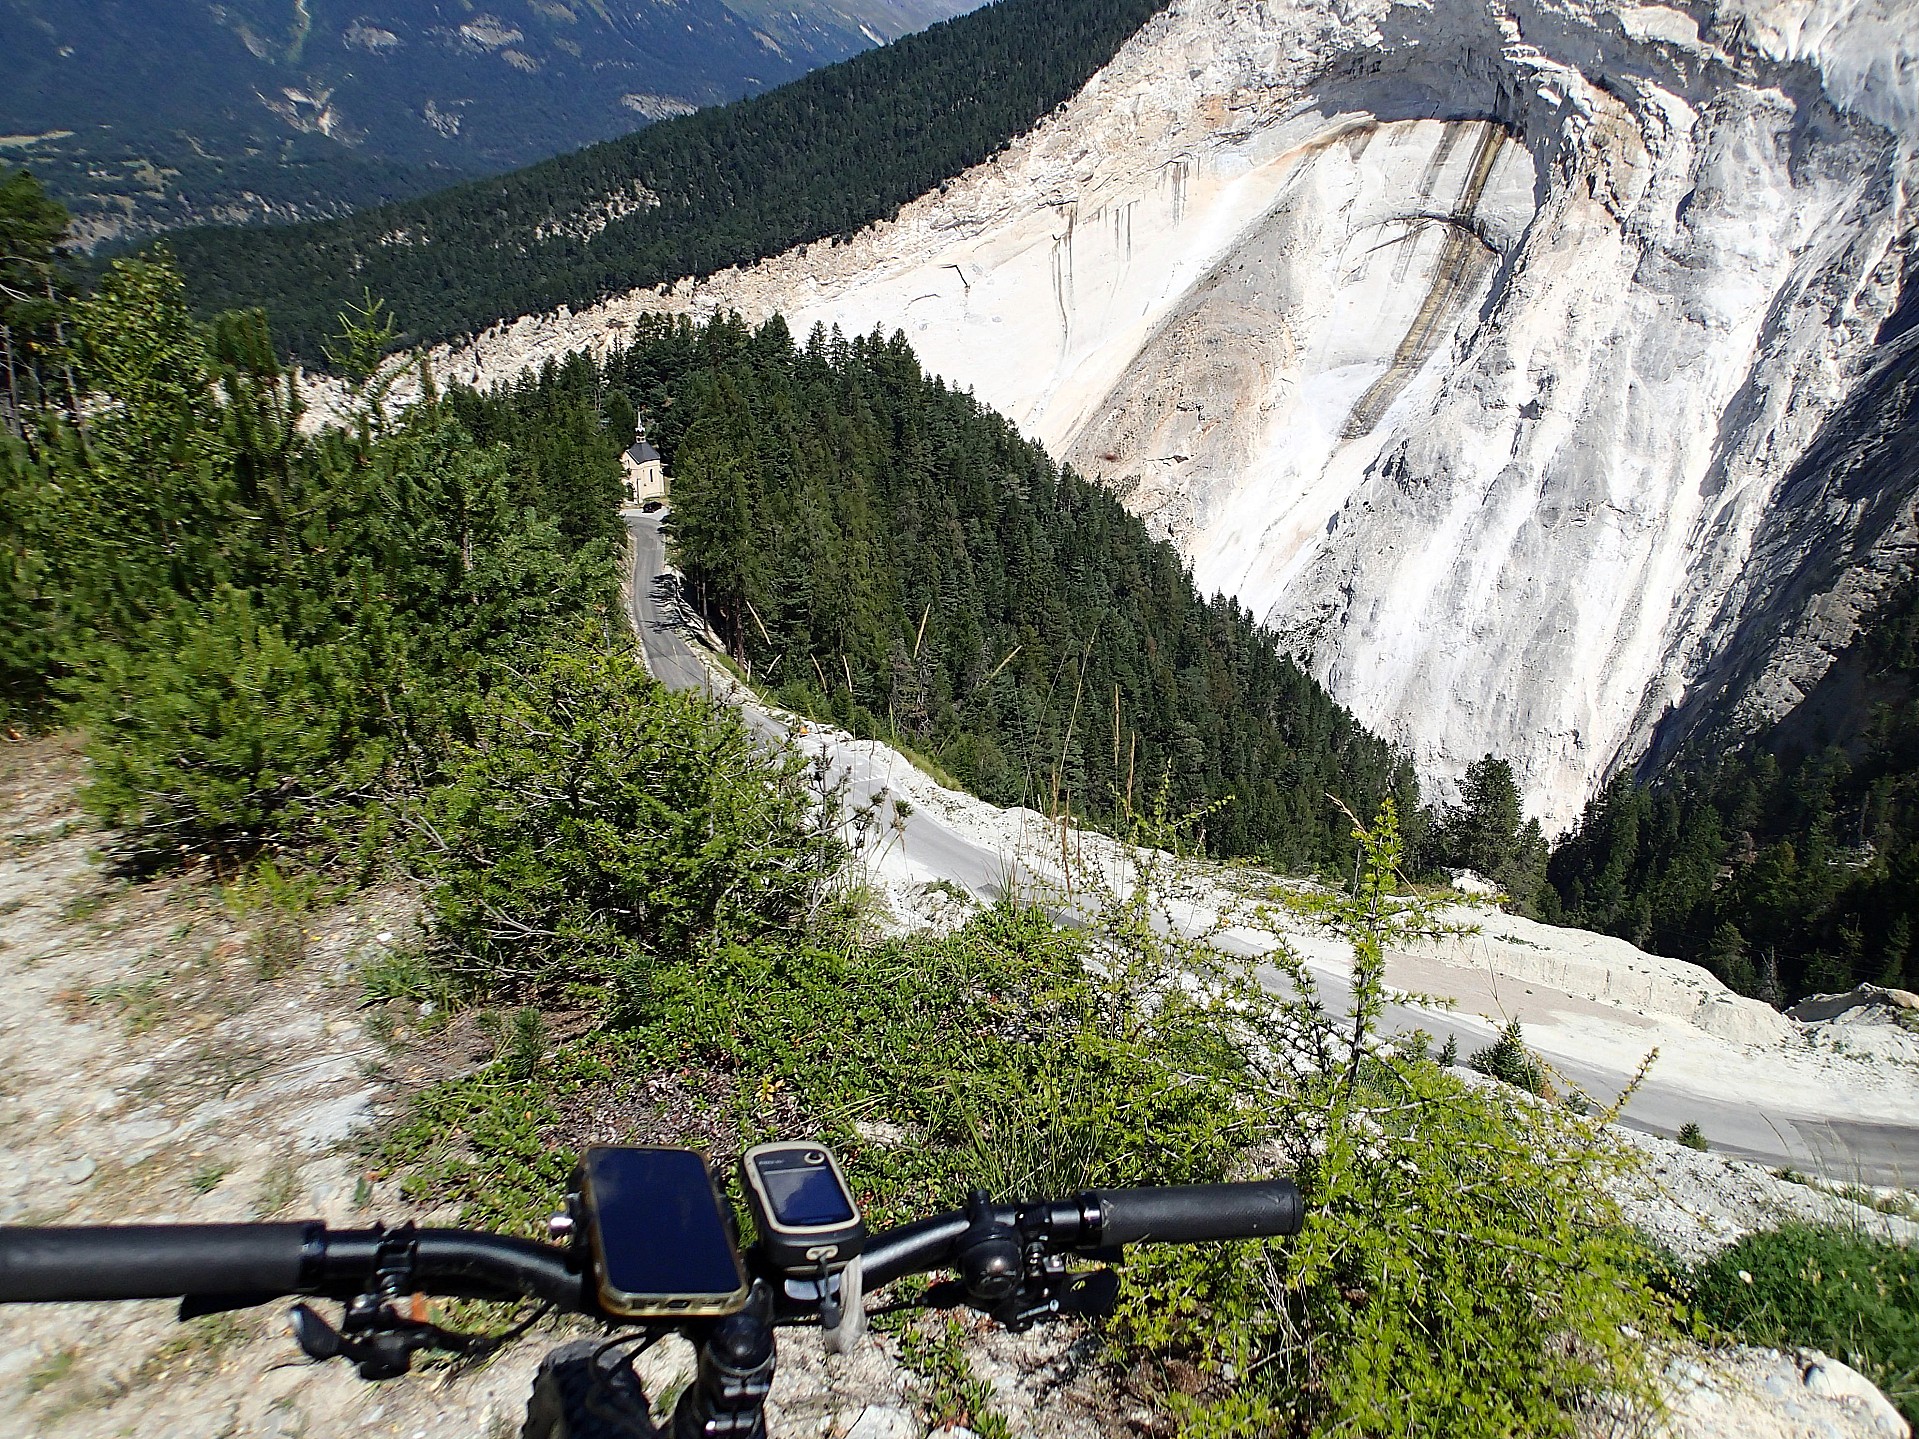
[
  {"xmin": 739, "ymin": 1142, "xmax": 864, "ymax": 1276},
  {"xmin": 578, "ymin": 1146, "xmax": 750, "ymax": 1318}
]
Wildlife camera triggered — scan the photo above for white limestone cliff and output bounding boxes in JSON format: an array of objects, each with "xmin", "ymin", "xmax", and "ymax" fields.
[{"xmin": 393, "ymin": 0, "xmax": 1919, "ymax": 829}]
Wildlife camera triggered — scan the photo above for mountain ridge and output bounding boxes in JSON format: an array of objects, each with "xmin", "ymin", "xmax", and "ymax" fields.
[
  {"xmin": 2, "ymin": 0, "xmax": 977, "ymax": 247},
  {"xmin": 161, "ymin": 0, "xmax": 1172, "ymax": 354}
]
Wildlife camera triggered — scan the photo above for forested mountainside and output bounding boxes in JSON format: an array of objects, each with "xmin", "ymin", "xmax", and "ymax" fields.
[
  {"xmin": 589, "ymin": 313, "xmax": 1415, "ymax": 870},
  {"xmin": 2, "ymin": 0, "xmax": 974, "ymax": 250},
  {"xmin": 1545, "ymin": 571, "xmax": 1919, "ymax": 1008},
  {"xmin": 3, "ymin": 162, "xmax": 1410, "ymax": 875},
  {"xmin": 162, "ymin": 0, "xmax": 1171, "ymax": 359}
]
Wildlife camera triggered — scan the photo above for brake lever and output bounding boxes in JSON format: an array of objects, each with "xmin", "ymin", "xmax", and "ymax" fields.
[
  {"xmin": 284, "ymin": 1218, "xmax": 476, "ymax": 1380},
  {"xmin": 921, "ymin": 1267, "xmax": 1122, "ymax": 1330},
  {"xmin": 289, "ymin": 1300, "xmax": 487, "ymax": 1380},
  {"xmin": 180, "ymin": 1291, "xmax": 280, "ymax": 1321},
  {"xmin": 918, "ymin": 1279, "xmax": 971, "ymax": 1311},
  {"xmin": 292, "ymin": 1301, "xmax": 421, "ymax": 1379}
]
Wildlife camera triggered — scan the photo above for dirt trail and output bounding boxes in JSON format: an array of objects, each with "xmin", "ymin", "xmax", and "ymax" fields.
[{"xmin": 0, "ymin": 736, "xmax": 570, "ymax": 1436}]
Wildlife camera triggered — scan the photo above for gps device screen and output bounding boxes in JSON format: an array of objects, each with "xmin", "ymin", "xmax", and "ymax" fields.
[
  {"xmin": 760, "ymin": 1160, "xmax": 857, "ymax": 1226},
  {"xmin": 581, "ymin": 1147, "xmax": 748, "ymax": 1315},
  {"xmin": 740, "ymin": 1143, "xmax": 864, "ymax": 1276}
]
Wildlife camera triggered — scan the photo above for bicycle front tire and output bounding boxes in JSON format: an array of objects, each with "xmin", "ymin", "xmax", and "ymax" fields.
[{"xmin": 521, "ymin": 1340, "xmax": 659, "ymax": 1439}]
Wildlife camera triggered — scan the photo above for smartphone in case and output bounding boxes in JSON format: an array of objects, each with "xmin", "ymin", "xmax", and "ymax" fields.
[{"xmin": 579, "ymin": 1146, "xmax": 750, "ymax": 1317}]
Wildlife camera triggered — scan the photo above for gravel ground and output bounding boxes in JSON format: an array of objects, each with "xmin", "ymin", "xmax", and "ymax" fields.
[{"xmin": 1612, "ymin": 1125, "xmax": 1919, "ymax": 1265}]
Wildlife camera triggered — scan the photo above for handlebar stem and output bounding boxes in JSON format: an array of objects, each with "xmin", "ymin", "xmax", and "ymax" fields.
[{"xmin": 672, "ymin": 1283, "xmax": 776, "ymax": 1439}]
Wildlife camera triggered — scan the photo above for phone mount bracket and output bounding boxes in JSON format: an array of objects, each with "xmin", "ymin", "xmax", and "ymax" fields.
[{"xmin": 783, "ymin": 1255, "xmax": 865, "ymax": 1353}]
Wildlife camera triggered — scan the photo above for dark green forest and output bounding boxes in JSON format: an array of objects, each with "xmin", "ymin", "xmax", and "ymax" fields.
[
  {"xmin": 597, "ymin": 312, "xmax": 1417, "ymax": 871},
  {"xmin": 160, "ymin": 0, "xmax": 1170, "ymax": 359},
  {"xmin": 1545, "ymin": 580, "xmax": 1919, "ymax": 1005}
]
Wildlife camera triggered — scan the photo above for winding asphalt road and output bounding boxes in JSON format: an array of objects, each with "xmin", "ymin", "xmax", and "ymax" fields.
[
  {"xmin": 628, "ymin": 511, "xmax": 717, "ymax": 694},
  {"xmin": 626, "ymin": 510, "xmax": 1029, "ymax": 897},
  {"xmin": 625, "ymin": 510, "xmax": 1919, "ymax": 1187}
]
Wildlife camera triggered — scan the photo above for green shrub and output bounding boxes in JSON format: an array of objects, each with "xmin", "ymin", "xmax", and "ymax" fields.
[
  {"xmin": 1678, "ymin": 1122, "xmax": 1709, "ymax": 1151},
  {"xmin": 1692, "ymin": 1223, "xmax": 1919, "ymax": 1423},
  {"xmin": 414, "ymin": 643, "xmax": 840, "ymax": 1012},
  {"xmin": 360, "ymin": 946, "xmax": 444, "ymax": 1006},
  {"xmin": 378, "ymin": 898, "xmax": 1254, "ymax": 1229},
  {"xmin": 1111, "ymin": 1062, "xmax": 1663, "ymax": 1437},
  {"xmin": 76, "ymin": 587, "xmax": 390, "ymax": 862},
  {"xmin": 478, "ymin": 1007, "xmax": 546, "ymax": 1082},
  {"xmin": 18, "ymin": 257, "xmax": 621, "ymax": 867},
  {"xmin": 223, "ymin": 858, "xmax": 329, "ymax": 979},
  {"xmin": 1109, "ymin": 804, "xmax": 1668, "ymax": 1438}
]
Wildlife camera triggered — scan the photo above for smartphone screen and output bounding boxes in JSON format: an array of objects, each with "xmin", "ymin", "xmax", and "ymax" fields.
[{"xmin": 582, "ymin": 1147, "xmax": 748, "ymax": 1316}]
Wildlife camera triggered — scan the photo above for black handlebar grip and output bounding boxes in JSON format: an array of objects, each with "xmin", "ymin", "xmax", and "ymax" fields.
[
  {"xmin": 1087, "ymin": 1181, "xmax": 1304, "ymax": 1247},
  {"xmin": 0, "ymin": 1223, "xmax": 318, "ymax": 1302}
]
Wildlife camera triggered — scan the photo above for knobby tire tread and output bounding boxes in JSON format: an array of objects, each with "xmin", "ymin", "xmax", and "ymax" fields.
[{"xmin": 521, "ymin": 1340, "xmax": 660, "ymax": 1439}]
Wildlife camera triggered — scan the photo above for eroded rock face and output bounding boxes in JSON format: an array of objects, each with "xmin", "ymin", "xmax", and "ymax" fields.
[{"xmin": 395, "ymin": 0, "xmax": 1919, "ymax": 829}]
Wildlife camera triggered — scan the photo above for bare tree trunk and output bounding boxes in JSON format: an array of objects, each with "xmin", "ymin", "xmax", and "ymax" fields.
[
  {"xmin": 47, "ymin": 277, "xmax": 85, "ymax": 443},
  {"xmin": 0, "ymin": 321, "xmax": 19, "ymax": 441}
]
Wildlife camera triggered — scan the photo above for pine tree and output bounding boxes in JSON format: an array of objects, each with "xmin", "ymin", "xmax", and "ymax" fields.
[
  {"xmin": 0, "ymin": 166, "xmax": 73, "ymax": 435},
  {"xmin": 1706, "ymin": 921, "xmax": 1756, "ymax": 996}
]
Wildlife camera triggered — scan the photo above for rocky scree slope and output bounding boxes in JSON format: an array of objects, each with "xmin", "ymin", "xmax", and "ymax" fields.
[{"xmin": 414, "ymin": 0, "xmax": 1919, "ymax": 831}]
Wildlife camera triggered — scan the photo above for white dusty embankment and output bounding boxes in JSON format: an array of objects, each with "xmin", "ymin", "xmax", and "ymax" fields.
[
  {"xmin": 695, "ymin": 620, "xmax": 1919, "ymax": 1191},
  {"xmin": 833, "ymin": 700, "xmax": 1919, "ymax": 1140}
]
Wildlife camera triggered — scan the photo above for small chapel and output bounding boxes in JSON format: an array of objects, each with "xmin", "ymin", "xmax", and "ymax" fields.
[{"xmin": 622, "ymin": 422, "xmax": 669, "ymax": 504}]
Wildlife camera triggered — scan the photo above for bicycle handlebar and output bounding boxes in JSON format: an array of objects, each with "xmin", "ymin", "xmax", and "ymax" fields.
[
  {"xmin": 0, "ymin": 1223, "xmax": 318, "ymax": 1303},
  {"xmin": 861, "ymin": 1179, "xmax": 1304, "ymax": 1287},
  {"xmin": 0, "ymin": 1179, "xmax": 1302, "ymax": 1312},
  {"xmin": 1093, "ymin": 1181, "xmax": 1303, "ymax": 1246},
  {"xmin": 0, "ymin": 1224, "xmax": 585, "ymax": 1309}
]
